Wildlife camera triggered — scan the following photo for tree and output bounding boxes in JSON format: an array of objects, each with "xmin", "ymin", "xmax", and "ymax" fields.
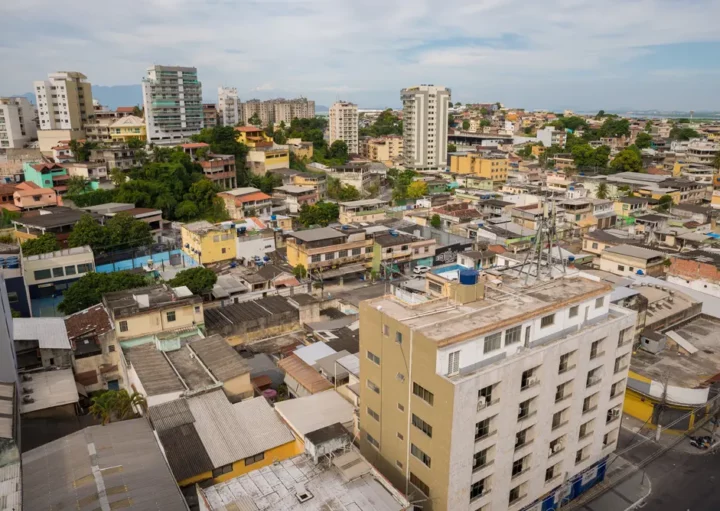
[
  {"xmin": 448, "ymin": 113, "xmax": 455, "ymax": 127},
  {"xmin": 448, "ymin": 143, "xmax": 457, "ymax": 153},
  {"xmin": 298, "ymin": 202, "xmax": 339, "ymax": 227},
  {"xmin": 250, "ymin": 173, "xmax": 283, "ymax": 194},
  {"xmin": 358, "ymin": 109, "xmax": 403, "ymax": 137},
  {"xmin": 273, "ymin": 130, "xmax": 287, "ymax": 144},
  {"xmin": 126, "ymin": 137, "xmax": 145, "ymax": 150},
  {"xmin": 67, "ymin": 176, "xmax": 90, "ymax": 196},
  {"xmin": 90, "ymin": 389, "xmax": 147, "ymax": 425},
  {"xmin": 132, "ymin": 105, "xmax": 143, "ymax": 118},
  {"xmin": 293, "ymin": 264, "xmax": 307, "ymax": 279},
  {"xmin": 430, "ymin": 214, "xmax": 441, "ymax": 229},
  {"xmin": 657, "ymin": 194, "xmax": 674, "ymax": 212},
  {"xmin": 406, "ymin": 181, "xmax": 428, "ymax": 199},
  {"xmin": 454, "ymin": 102, "xmax": 461, "ymax": 107},
  {"xmin": 169, "ymin": 267, "xmax": 218, "ymax": 294},
  {"xmin": 109, "ymin": 168, "xmax": 126, "ymax": 187},
  {"xmin": 598, "ymin": 118, "xmax": 630, "ymax": 138},
  {"xmin": 462, "ymin": 120, "xmax": 470, "ymax": 131},
  {"xmin": 635, "ymin": 132, "xmax": 653, "ymax": 149},
  {"xmin": 669, "ymin": 126, "xmax": 699, "ymax": 141},
  {"xmin": 596, "ymin": 182, "xmax": 609, "ymax": 199},
  {"xmin": 105, "ymin": 212, "xmax": 153, "ymax": 248},
  {"xmin": 480, "ymin": 119, "xmax": 491, "ymax": 127},
  {"xmin": 68, "ymin": 214, "xmax": 105, "ymax": 249},
  {"xmin": 68, "ymin": 140, "xmax": 97, "ymax": 162},
  {"xmin": 248, "ymin": 113, "xmax": 262, "ymax": 126},
  {"xmin": 644, "ymin": 120, "xmax": 653, "ymax": 132},
  {"xmin": 571, "ymin": 143, "xmax": 610, "ymax": 169},
  {"xmin": 21, "ymin": 233, "xmax": 60, "ymax": 256},
  {"xmin": 595, "ymin": 110, "xmax": 606, "ymax": 119},
  {"xmin": 328, "ymin": 140, "xmax": 349, "ymax": 160},
  {"xmin": 713, "ymin": 151, "xmax": 720, "ymax": 170},
  {"xmin": 58, "ymin": 272, "xmax": 149, "ymax": 314},
  {"xmin": 610, "ymin": 147, "xmax": 643, "ymax": 173},
  {"xmin": 337, "ymin": 184, "xmax": 360, "ymax": 201}
]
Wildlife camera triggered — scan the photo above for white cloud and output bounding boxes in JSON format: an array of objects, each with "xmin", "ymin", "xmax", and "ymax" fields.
[{"xmin": 0, "ymin": 0, "xmax": 719, "ymax": 109}]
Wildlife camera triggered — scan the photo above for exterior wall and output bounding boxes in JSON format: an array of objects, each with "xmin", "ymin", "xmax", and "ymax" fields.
[
  {"xmin": 109, "ymin": 121, "xmax": 146, "ymax": 142},
  {"xmin": 0, "ymin": 97, "xmax": 37, "ymax": 149},
  {"xmin": 143, "ymin": 66, "xmax": 203, "ymax": 145},
  {"xmin": 667, "ymin": 258, "xmax": 720, "ymax": 298},
  {"xmin": 339, "ymin": 210, "xmax": 387, "ymax": 224},
  {"xmin": 450, "ymin": 155, "xmax": 508, "ymax": 181},
  {"xmin": 182, "ymin": 225, "xmax": 236, "ymax": 264},
  {"xmin": 223, "ymin": 316, "xmax": 299, "ymax": 347},
  {"xmin": 114, "ymin": 303, "xmax": 203, "ymax": 341},
  {"xmin": 236, "ymin": 235, "xmax": 276, "ymax": 262},
  {"xmin": 599, "ymin": 253, "xmax": 664, "ymax": 277},
  {"xmin": 217, "ymin": 87, "xmax": 239, "ymax": 127},
  {"xmin": 22, "ymin": 250, "xmax": 95, "ymax": 286},
  {"xmin": 34, "ymin": 72, "xmax": 93, "ymax": 131},
  {"xmin": 178, "ymin": 439, "xmax": 304, "ymax": 487},
  {"xmin": 582, "ymin": 238, "xmax": 614, "ymax": 256},
  {"xmin": 285, "ymin": 238, "xmax": 372, "ymax": 270},
  {"xmin": 329, "ymin": 102, "xmax": 359, "ymax": 154},
  {"xmin": 223, "ymin": 372, "xmax": 253, "ymax": 401},
  {"xmin": 73, "ymin": 334, "xmax": 122, "ymax": 393},
  {"xmin": 402, "ymin": 85, "xmax": 450, "ymax": 171},
  {"xmin": 36, "ymin": 129, "xmax": 85, "ymax": 154},
  {"xmin": 246, "ymin": 149, "xmax": 289, "ymax": 175}
]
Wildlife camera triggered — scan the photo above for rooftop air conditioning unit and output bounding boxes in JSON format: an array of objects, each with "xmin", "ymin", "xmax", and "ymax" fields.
[
  {"xmin": 553, "ymin": 442, "xmax": 563, "ymax": 453},
  {"xmin": 477, "ymin": 397, "xmax": 488, "ymax": 411},
  {"xmin": 22, "ymin": 387, "xmax": 33, "ymax": 394},
  {"xmin": 21, "ymin": 374, "xmax": 32, "ymax": 382},
  {"xmin": 610, "ymin": 409, "xmax": 620, "ymax": 418},
  {"xmin": 527, "ymin": 376, "xmax": 539, "ymax": 385},
  {"xmin": 22, "ymin": 395, "xmax": 34, "ymax": 404}
]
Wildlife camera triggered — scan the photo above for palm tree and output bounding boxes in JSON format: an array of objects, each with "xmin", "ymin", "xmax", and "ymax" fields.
[
  {"xmin": 89, "ymin": 389, "xmax": 146, "ymax": 425},
  {"xmin": 596, "ymin": 183, "xmax": 608, "ymax": 199},
  {"xmin": 89, "ymin": 391, "xmax": 117, "ymax": 425},
  {"xmin": 115, "ymin": 390, "xmax": 147, "ymax": 419}
]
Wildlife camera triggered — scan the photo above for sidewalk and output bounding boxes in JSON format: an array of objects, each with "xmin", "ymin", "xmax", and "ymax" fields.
[
  {"xmin": 621, "ymin": 413, "xmax": 717, "ymax": 455},
  {"xmin": 575, "ymin": 455, "xmax": 651, "ymax": 511}
]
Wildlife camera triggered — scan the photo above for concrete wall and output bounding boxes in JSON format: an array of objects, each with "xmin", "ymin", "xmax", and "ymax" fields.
[{"xmin": 115, "ymin": 303, "xmax": 203, "ymax": 340}]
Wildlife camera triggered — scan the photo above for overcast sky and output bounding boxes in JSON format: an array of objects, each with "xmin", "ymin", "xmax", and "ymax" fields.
[{"xmin": 2, "ymin": 0, "xmax": 719, "ymax": 111}]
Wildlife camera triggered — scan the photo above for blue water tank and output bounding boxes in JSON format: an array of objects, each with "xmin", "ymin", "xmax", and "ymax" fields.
[
  {"xmin": 263, "ymin": 256, "xmax": 270, "ymax": 262},
  {"xmin": 341, "ymin": 225, "xmax": 349, "ymax": 230},
  {"xmin": 636, "ymin": 269, "xmax": 644, "ymax": 275},
  {"xmin": 7, "ymin": 261, "xmax": 19, "ymax": 269},
  {"xmin": 568, "ymin": 255, "xmax": 576, "ymax": 262},
  {"xmin": 459, "ymin": 269, "xmax": 479, "ymax": 285},
  {"xmin": 390, "ymin": 230, "xmax": 398, "ymax": 237},
  {"xmin": 271, "ymin": 215, "xmax": 277, "ymax": 221}
]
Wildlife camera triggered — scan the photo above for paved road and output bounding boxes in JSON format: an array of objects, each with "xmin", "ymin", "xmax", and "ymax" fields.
[{"xmin": 613, "ymin": 428, "xmax": 720, "ymax": 511}]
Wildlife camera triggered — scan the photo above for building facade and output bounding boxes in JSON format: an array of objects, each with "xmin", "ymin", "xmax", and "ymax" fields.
[
  {"xmin": 358, "ymin": 275, "xmax": 636, "ymax": 511},
  {"xmin": 0, "ymin": 97, "xmax": 37, "ymax": 149},
  {"xmin": 33, "ymin": 72, "xmax": 93, "ymax": 131},
  {"xmin": 181, "ymin": 221, "xmax": 237, "ymax": 264},
  {"xmin": 402, "ymin": 85, "xmax": 451, "ymax": 171},
  {"xmin": 142, "ymin": 65, "xmax": 203, "ymax": 145},
  {"xmin": 329, "ymin": 101, "xmax": 359, "ymax": 154},
  {"xmin": 239, "ymin": 98, "xmax": 315, "ymax": 127},
  {"xmin": 217, "ymin": 86, "xmax": 240, "ymax": 126}
]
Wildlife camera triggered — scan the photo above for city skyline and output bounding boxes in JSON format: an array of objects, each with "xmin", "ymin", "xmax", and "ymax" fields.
[{"xmin": 1, "ymin": 0, "xmax": 720, "ymax": 111}]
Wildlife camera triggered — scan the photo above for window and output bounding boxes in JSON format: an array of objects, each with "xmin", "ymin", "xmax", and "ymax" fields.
[
  {"xmin": 77, "ymin": 263, "xmax": 93, "ymax": 273},
  {"xmin": 512, "ymin": 457, "xmax": 527, "ymax": 477},
  {"xmin": 396, "ymin": 460, "xmax": 403, "ymax": 469},
  {"xmin": 619, "ymin": 327, "xmax": 632, "ymax": 346},
  {"xmin": 475, "ymin": 417, "xmax": 491, "ymax": 440},
  {"xmin": 396, "ymin": 331, "xmax": 403, "ymax": 344},
  {"xmin": 397, "ymin": 432, "xmax": 404, "ymax": 440},
  {"xmin": 483, "ymin": 332, "xmax": 501, "ymax": 353},
  {"xmin": 166, "ymin": 311, "xmax": 176, "ymax": 322},
  {"xmin": 410, "ymin": 444, "xmax": 431, "ymax": 467},
  {"xmin": 509, "ymin": 485, "xmax": 521, "ymax": 504},
  {"xmin": 367, "ymin": 407, "xmax": 380, "ymax": 421},
  {"xmin": 552, "ymin": 410, "xmax": 566, "ymax": 430},
  {"xmin": 367, "ymin": 350, "xmax": 380, "ymax": 365},
  {"xmin": 579, "ymin": 419, "xmax": 593, "ymax": 438},
  {"xmin": 311, "ymin": 254, "xmax": 321, "ymax": 263},
  {"xmin": 397, "ymin": 403, "xmax": 405, "ymax": 412},
  {"xmin": 339, "ymin": 250, "xmax": 348, "ymax": 258},
  {"xmin": 525, "ymin": 326, "xmax": 531, "ymax": 345},
  {"xmin": 412, "ymin": 414, "xmax": 433, "ymax": 438},
  {"xmin": 559, "ymin": 352, "xmax": 572, "ymax": 373},
  {"xmin": 546, "ymin": 464, "xmax": 557, "ymax": 482},
  {"xmin": 590, "ymin": 339, "xmax": 602, "ymax": 359},
  {"xmin": 212, "ymin": 463, "xmax": 233, "ymax": 477},
  {"xmin": 195, "ymin": 305, "xmax": 201, "ymax": 314},
  {"xmin": 367, "ymin": 380, "xmax": 380, "ymax": 394},
  {"xmin": 473, "ymin": 448, "xmax": 489, "ymax": 471},
  {"xmin": 244, "ymin": 452, "xmax": 264, "ymax": 466},
  {"xmin": 518, "ymin": 398, "xmax": 532, "ymax": 420},
  {"xmin": 413, "ymin": 382, "xmax": 433, "ymax": 405},
  {"xmin": 470, "ymin": 479, "xmax": 487, "ymax": 500},
  {"xmin": 478, "ymin": 384, "xmax": 494, "ymax": 404},
  {"xmin": 555, "ymin": 383, "xmax": 568, "ymax": 402},
  {"xmin": 541, "ymin": 314, "xmax": 555, "ymax": 328},
  {"xmin": 383, "ymin": 324, "xmax": 389, "ymax": 336},
  {"xmin": 515, "ymin": 427, "xmax": 530, "ymax": 449},
  {"xmin": 34, "ymin": 269, "xmax": 52, "ymax": 280},
  {"xmin": 595, "ymin": 297, "xmax": 605, "ymax": 309},
  {"xmin": 575, "ymin": 448, "xmax": 585, "ymax": 464},
  {"xmin": 366, "ymin": 432, "xmax": 380, "ymax": 449},
  {"xmin": 569, "ymin": 305, "xmax": 579, "ymax": 318},
  {"xmin": 119, "ymin": 321, "xmax": 128, "ymax": 332},
  {"xmin": 221, "ymin": 247, "xmax": 227, "ymax": 254},
  {"xmin": 352, "ymin": 247, "xmax": 362, "ymax": 256},
  {"xmin": 410, "ymin": 473, "xmax": 430, "ymax": 496},
  {"xmin": 325, "ymin": 252, "xmax": 336, "ymax": 260},
  {"xmin": 505, "ymin": 325, "xmax": 521, "ymax": 345},
  {"xmin": 52, "ymin": 267, "xmax": 64, "ymax": 278},
  {"xmin": 618, "ymin": 264, "xmax": 625, "ymax": 271},
  {"xmin": 592, "ymin": 242, "xmax": 599, "ymax": 249},
  {"xmin": 6, "ymin": 292, "xmax": 18, "ymax": 304},
  {"xmin": 447, "ymin": 351, "xmax": 460, "ymax": 375},
  {"xmin": 583, "ymin": 395, "xmax": 597, "ymax": 414},
  {"xmin": 108, "ymin": 344, "xmax": 116, "ymax": 353}
]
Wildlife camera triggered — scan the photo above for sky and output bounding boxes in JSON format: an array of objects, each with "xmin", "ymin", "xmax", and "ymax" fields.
[{"xmin": 1, "ymin": 0, "xmax": 720, "ymax": 111}]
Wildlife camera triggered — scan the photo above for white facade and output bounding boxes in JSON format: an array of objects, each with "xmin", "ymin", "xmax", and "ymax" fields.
[
  {"xmin": 439, "ymin": 295, "xmax": 636, "ymax": 511},
  {"xmin": 329, "ymin": 101, "xmax": 359, "ymax": 154},
  {"xmin": 0, "ymin": 97, "xmax": 37, "ymax": 149},
  {"xmin": 537, "ymin": 127, "xmax": 567, "ymax": 148},
  {"xmin": 33, "ymin": 71, "xmax": 93, "ymax": 131},
  {"xmin": 401, "ymin": 85, "xmax": 450, "ymax": 171},
  {"xmin": 142, "ymin": 65, "xmax": 203, "ymax": 145},
  {"xmin": 217, "ymin": 86, "xmax": 239, "ymax": 127}
]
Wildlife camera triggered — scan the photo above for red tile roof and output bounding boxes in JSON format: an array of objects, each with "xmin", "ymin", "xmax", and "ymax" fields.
[
  {"xmin": 65, "ymin": 303, "xmax": 113, "ymax": 340},
  {"xmin": 116, "ymin": 106, "xmax": 135, "ymax": 113},
  {"xmin": 30, "ymin": 163, "xmax": 65, "ymax": 172},
  {"xmin": 234, "ymin": 192, "xmax": 271, "ymax": 203},
  {"xmin": 234, "ymin": 126, "xmax": 264, "ymax": 133},
  {"xmin": 180, "ymin": 142, "xmax": 209, "ymax": 149}
]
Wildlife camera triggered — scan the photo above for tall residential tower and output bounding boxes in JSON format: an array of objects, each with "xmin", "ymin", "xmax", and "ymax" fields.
[
  {"xmin": 33, "ymin": 71, "xmax": 93, "ymax": 131},
  {"xmin": 359, "ymin": 272, "xmax": 635, "ymax": 511},
  {"xmin": 401, "ymin": 85, "xmax": 450, "ymax": 171},
  {"xmin": 0, "ymin": 97, "xmax": 37, "ymax": 149},
  {"xmin": 217, "ymin": 86, "xmax": 239, "ymax": 126},
  {"xmin": 142, "ymin": 65, "xmax": 203, "ymax": 145},
  {"xmin": 329, "ymin": 101, "xmax": 359, "ymax": 154}
]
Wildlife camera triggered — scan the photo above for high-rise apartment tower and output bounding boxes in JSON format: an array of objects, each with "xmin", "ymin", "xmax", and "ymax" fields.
[
  {"xmin": 329, "ymin": 101, "xmax": 359, "ymax": 154},
  {"xmin": 401, "ymin": 85, "xmax": 450, "ymax": 171}
]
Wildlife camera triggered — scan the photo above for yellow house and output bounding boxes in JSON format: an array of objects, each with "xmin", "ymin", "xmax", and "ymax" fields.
[
  {"xmin": 149, "ymin": 390, "xmax": 303, "ymax": 487},
  {"xmin": 109, "ymin": 115, "xmax": 146, "ymax": 142},
  {"xmin": 531, "ymin": 145, "xmax": 545, "ymax": 157},
  {"xmin": 181, "ymin": 220, "xmax": 236, "ymax": 264},
  {"xmin": 234, "ymin": 126, "xmax": 272, "ymax": 147},
  {"xmin": 449, "ymin": 153, "xmax": 509, "ymax": 182},
  {"xmin": 287, "ymin": 138, "xmax": 314, "ymax": 160},
  {"xmin": 247, "ymin": 146, "xmax": 290, "ymax": 175}
]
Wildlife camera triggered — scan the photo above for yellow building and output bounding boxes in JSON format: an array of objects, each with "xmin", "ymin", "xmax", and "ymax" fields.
[
  {"xmin": 181, "ymin": 220, "xmax": 236, "ymax": 264},
  {"xmin": 247, "ymin": 146, "xmax": 290, "ymax": 175},
  {"xmin": 287, "ymin": 138, "xmax": 314, "ymax": 160},
  {"xmin": 361, "ymin": 135, "xmax": 404, "ymax": 164},
  {"xmin": 109, "ymin": 115, "xmax": 146, "ymax": 142},
  {"xmin": 286, "ymin": 226, "xmax": 372, "ymax": 271},
  {"xmin": 449, "ymin": 153, "xmax": 509, "ymax": 182},
  {"xmin": 531, "ymin": 145, "xmax": 545, "ymax": 157},
  {"xmin": 149, "ymin": 390, "xmax": 303, "ymax": 487},
  {"xmin": 234, "ymin": 126, "xmax": 272, "ymax": 147}
]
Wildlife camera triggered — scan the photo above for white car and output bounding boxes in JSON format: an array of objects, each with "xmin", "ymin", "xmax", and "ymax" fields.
[{"xmin": 413, "ymin": 265, "xmax": 431, "ymax": 274}]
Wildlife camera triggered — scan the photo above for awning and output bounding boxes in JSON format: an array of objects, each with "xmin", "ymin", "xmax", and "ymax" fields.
[{"xmin": 315, "ymin": 263, "xmax": 367, "ymax": 280}]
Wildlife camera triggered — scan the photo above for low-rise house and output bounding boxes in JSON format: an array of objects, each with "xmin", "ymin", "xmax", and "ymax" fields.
[
  {"xmin": 285, "ymin": 226, "xmax": 372, "ymax": 279},
  {"xmin": 273, "ymin": 184, "xmax": 318, "ymax": 213},
  {"xmin": 64, "ymin": 304, "xmax": 120, "ymax": 392},
  {"xmin": 14, "ymin": 318, "xmax": 72, "ymax": 371},
  {"xmin": 669, "ymin": 203, "xmax": 715, "ymax": 224},
  {"xmin": 149, "ymin": 389, "xmax": 301, "ymax": 486},
  {"xmin": 614, "ymin": 196, "xmax": 650, "ymax": 217},
  {"xmin": 23, "ymin": 419, "xmax": 188, "ymax": 510},
  {"xmin": 338, "ymin": 198, "xmax": 388, "ymax": 224},
  {"xmin": 234, "ymin": 126, "xmax": 272, "ymax": 147},
  {"xmin": 277, "ymin": 354, "xmax": 333, "ymax": 397},
  {"xmin": 432, "ymin": 202, "xmax": 482, "ymax": 229},
  {"xmin": 268, "ymin": 168, "xmax": 327, "ymax": 198},
  {"xmin": 667, "ymin": 250, "xmax": 720, "ymax": 298},
  {"xmin": 18, "ymin": 367, "xmax": 79, "ymax": 419},
  {"xmin": 104, "ymin": 284, "xmax": 204, "ymax": 343},
  {"xmin": 90, "ymin": 144, "xmax": 141, "ymax": 170},
  {"xmin": 63, "ymin": 161, "xmax": 108, "ymax": 184},
  {"xmin": 109, "ymin": 115, "xmax": 146, "ymax": 142},
  {"xmin": 200, "ymin": 154, "xmax": 237, "ymax": 190},
  {"xmin": 22, "ymin": 162, "xmax": 67, "ymax": 189},
  {"xmin": 247, "ymin": 145, "xmax": 290, "ymax": 175},
  {"xmin": 14, "ymin": 208, "xmax": 98, "ymax": 245},
  {"xmin": 372, "ymin": 231, "xmax": 436, "ymax": 274},
  {"xmin": 286, "ymin": 138, "xmax": 314, "ymax": 160},
  {"xmin": 457, "ymin": 249, "xmax": 497, "ymax": 270},
  {"xmin": 218, "ymin": 187, "xmax": 272, "ymax": 219},
  {"xmin": 274, "ymin": 389, "xmax": 355, "ymax": 441},
  {"xmin": 582, "ymin": 230, "xmax": 641, "ymax": 256},
  {"xmin": 181, "ymin": 220, "xmax": 236, "ymax": 264},
  {"xmin": 13, "ymin": 185, "xmax": 58, "ymax": 210},
  {"xmin": 600, "ymin": 244, "xmax": 665, "ymax": 277},
  {"xmin": 325, "ymin": 162, "xmax": 378, "ymax": 193}
]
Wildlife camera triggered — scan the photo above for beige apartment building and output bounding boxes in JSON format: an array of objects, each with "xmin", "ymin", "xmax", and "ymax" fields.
[
  {"xmin": 0, "ymin": 97, "xmax": 37, "ymax": 149},
  {"xmin": 402, "ymin": 85, "xmax": 451, "ymax": 171},
  {"xmin": 329, "ymin": 101, "xmax": 359, "ymax": 154},
  {"xmin": 359, "ymin": 274, "xmax": 636, "ymax": 511},
  {"xmin": 361, "ymin": 135, "xmax": 403, "ymax": 164}
]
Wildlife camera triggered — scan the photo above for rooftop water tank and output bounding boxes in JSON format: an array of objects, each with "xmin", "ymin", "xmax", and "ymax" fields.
[
  {"xmin": 459, "ymin": 269, "xmax": 479, "ymax": 285},
  {"xmin": 636, "ymin": 269, "xmax": 645, "ymax": 275}
]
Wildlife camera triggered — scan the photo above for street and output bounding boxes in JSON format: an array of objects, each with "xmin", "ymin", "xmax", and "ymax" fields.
[{"xmin": 602, "ymin": 428, "xmax": 720, "ymax": 511}]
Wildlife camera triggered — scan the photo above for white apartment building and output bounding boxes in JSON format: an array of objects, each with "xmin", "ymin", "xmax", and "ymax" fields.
[
  {"xmin": 0, "ymin": 97, "xmax": 37, "ymax": 149},
  {"xmin": 33, "ymin": 72, "xmax": 93, "ymax": 131},
  {"xmin": 685, "ymin": 139, "xmax": 719, "ymax": 166},
  {"xmin": 537, "ymin": 127, "xmax": 567, "ymax": 148},
  {"xmin": 217, "ymin": 86, "xmax": 239, "ymax": 126},
  {"xmin": 240, "ymin": 98, "xmax": 315, "ymax": 127},
  {"xmin": 142, "ymin": 65, "xmax": 203, "ymax": 145},
  {"xmin": 359, "ymin": 274, "xmax": 636, "ymax": 511},
  {"xmin": 401, "ymin": 85, "xmax": 451, "ymax": 171},
  {"xmin": 329, "ymin": 101, "xmax": 359, "ymax": 154}
]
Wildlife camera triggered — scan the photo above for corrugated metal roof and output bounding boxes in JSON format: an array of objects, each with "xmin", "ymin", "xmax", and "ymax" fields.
[
  {"xmin": 149, "ymin": 398, "xmax": 195, "ymax": 433},
  {"xmin": 187, "ymin": 391, "xmax": 294, "ymax": 467},
  {"xmin": 20, "ymin": 369, "xmax": 79, "ymax": 414},
  {"xmin": 294, "ymin": 343, "xmax": 336, "ymax": 366},
  {"xmin": 124, "ymin": 343, "xmax": 185, "ymax": 396},
  {"xmin": 13, "ymin": 318, "xmax": 70, "ymax": 350},
  {"xmin": 158, "ymin": 424, "xmax": 214, "ymax": 482},
  {"xmin": 277, "ymin": 355, "xmax": 333, "ymax": 394},
  {"xmin": 188, "ymin": 335, "xmax": 250, "ymax": 382},
  {"xmin": 274, "ymin": 390, "xmax": 354, "ymax": 436}
]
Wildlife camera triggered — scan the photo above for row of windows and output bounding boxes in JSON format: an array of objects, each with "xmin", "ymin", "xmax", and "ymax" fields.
[
  {"xmin": 118, "ymin": 308, "xmax": 199, "ymax": 332},
  {"xmin": 34, "ymin": 263, "xmax": 93, "ymax": 281},
  {"xmin": 310, "ymin": 247, "xmax": 364, "ymax": 263}
]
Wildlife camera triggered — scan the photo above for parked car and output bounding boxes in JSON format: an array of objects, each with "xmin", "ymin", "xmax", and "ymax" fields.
[{"xmin": 413, "ymin": 265, "xmax": 431, "ymax": 274}]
